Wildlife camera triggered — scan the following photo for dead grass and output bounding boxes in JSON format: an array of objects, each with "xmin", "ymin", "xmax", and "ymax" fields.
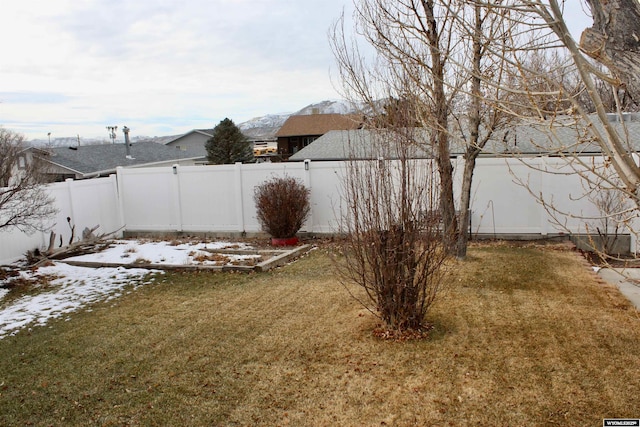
[{"xmin": 0, "ymin": 242, "xmax": 639, "ymax": 426}]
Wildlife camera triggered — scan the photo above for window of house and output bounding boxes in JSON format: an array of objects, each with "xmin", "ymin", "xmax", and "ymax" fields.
[
  {"xmin": 17, "ymin": 155, "xmax": 26, "ymax": 169},
  {"xmin": 289, "ymin": 137, "xmax": 300, "ymax": 154},
  {"xmin": 303, "ymin": 136, "xmax": 317, "ymax": 147}
]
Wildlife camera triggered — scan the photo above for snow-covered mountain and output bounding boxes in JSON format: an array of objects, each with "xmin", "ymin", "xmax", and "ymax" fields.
[
  {"xmin": 238, "ymin": 99, "xmax": 363, "ymax": 140},
  {"xmin": 294, "ymin": 99, "xmax": 359, "ymax": 115},
  {"xmin": 237, "ymin": 113, "xmax": 291, "ymax": 140}
]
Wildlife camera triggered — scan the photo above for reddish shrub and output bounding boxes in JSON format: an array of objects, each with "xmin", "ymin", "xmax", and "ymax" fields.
[{"xmin": 254, "ymin": 176, "xmax": 310, "ymax": 238}]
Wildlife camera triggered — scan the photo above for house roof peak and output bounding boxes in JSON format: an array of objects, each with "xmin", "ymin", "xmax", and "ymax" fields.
[{"xmin": 275, "ymin": 113, "xmax": 363, "ymax": 137}]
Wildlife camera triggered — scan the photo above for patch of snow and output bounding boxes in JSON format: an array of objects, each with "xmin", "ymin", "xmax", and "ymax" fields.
[
  {"xmin": 0, "ymin": 239, "xmax": 261, "ymax": 340},
  {"xmin": 592, "ymin": 266, "xmax": 602, "ymax": 273},
  {"xmin": 295, "ymin": 99, "xmax": 356, "ymax": 115},
  {"xmin": 0, "ymin": 263, "xmax": 161, "ymax": 339},
  {"xmin": 65, "ymin": 240, "xmax": 257, "ymax": 265},
  {"xmin": 239, "ymin": 113, "xmax": 291, "ymax": 131}
]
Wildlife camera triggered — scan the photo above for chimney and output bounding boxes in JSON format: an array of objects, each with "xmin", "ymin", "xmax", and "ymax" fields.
[{"xmin": 123, "ymin": 126, "xmax": 133, "ymax": 159}]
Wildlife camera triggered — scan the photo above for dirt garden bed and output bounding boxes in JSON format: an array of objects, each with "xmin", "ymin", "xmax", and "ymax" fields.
[{"xmin": 56, "ymin": 238, "xmax": 313, "ymax": 272}]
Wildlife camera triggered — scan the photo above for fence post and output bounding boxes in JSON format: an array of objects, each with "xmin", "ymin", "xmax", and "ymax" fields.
[
  {"xmin": 114, "ymin": 168, "xmax": 126, "ymax": 235},
  {"xmin": 303, "ymin": 159, "xmax": 313, "ymax": 233},
  {"xmin": 539, "ymin": 156, "xmax": 549, "ymax": 236},
  {"xmin": 629, "ymin": 155, "xmax": 639, "ymax": 253},
  {"xmin": 65, "ymin": 178, "xmax": 78, "ymax": 243},
  {"xmin": 234, "ymin": 162, "xmax": 245, "ymax": 233},
  {"xmin": 171, "ymin": 164, "xmax": 183, "ymax": 232}
]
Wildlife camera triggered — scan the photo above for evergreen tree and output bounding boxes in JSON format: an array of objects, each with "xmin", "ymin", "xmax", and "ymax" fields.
[{"xmin": 205, "ymin": 118, "xmax": 253, "ymax": 164}]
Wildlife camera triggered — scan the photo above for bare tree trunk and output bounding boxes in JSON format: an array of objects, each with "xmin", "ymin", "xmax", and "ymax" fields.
[
  {"xmin": 455, "ymin": 4, "xmax": 483, "ymax": 259},
  {"xmin": 581, "ymin": 0, "xmax": 640, "ymax": 102},
  {"xmin": 434, "ymin": 106, "xmax": 457, "ymax": 252},
  {"xmin": 47, "ymin": 231, "xmax": 56, "ymax": 254},
  {"xmin": 422, "ymin": 0, "xmax": 458, "ymax": 252},
  {"xmin": 460, "ymin": 0, "xmax": 640, "ymax": 263},
  {"xmin": 456, "ymin": 157, "xmax": 476, "ymax": 258}
]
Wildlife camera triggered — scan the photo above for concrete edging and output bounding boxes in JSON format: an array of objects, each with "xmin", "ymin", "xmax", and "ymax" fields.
[{"xmin": 597, "ymin": 268, "xmax": 640, "ymax": 310}]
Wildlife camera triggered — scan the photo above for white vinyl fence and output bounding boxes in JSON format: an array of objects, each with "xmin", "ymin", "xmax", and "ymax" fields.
[
  {"xmin": 117, "ymin": 161, "xmax": 345, "ymax": 235},
  {"xmin": 458, "ymin": 156, "xmax": 605, "ymax": 236},
  {"xmin": 1, "ymin": 175, "xmax": 122, "ymax": 264},
  {"xmin": 0, "ymin": 156, "xmax": 627, "ymax": 264}
]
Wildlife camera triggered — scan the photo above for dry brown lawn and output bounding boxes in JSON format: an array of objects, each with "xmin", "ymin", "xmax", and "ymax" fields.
[{"xmin": 0, "ymin": 242, "xmax": 639, "ymax": 426}]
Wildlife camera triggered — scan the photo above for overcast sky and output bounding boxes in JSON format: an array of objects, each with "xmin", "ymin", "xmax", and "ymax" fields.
[{"xmin": 1, "ymin": 1, "xmax": 591, "ymax": 141}]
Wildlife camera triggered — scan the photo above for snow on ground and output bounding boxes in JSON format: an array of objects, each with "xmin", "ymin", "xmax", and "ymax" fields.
[
  {"xmin": 0, "ymin": 263, "xmax": 160, "ymax": 339},
  {"xmin": 0, "ymin": 239, "xmax": 256, "ymax": 340},
  {"xmin": 65, "ymin": 239, "xmax": 259, "ymax": 265}
]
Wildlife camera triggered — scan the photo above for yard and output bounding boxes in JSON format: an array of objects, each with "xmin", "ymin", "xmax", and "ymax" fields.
[{"xmin": 0, "ymin": 241, "xmax": 639, "ymax": 426}]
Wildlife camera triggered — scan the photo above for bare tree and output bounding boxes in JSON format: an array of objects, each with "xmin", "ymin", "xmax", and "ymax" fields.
[
  {"xmin": 447, "ymin": 3, "xmax": 516, "ymax": 258},
  {"xmin": 332, "ymin": 1, "xmax": 520, "ymax": 258},
  {"xmin": 0, "ymin": 128, "xmax": 57, "ymax": 233},
  {"xmin": 580, "ymin": 63, "xmax": 638, "ymax": 113},
  {"xmin": 466, "ymin": 0, "xmax": 640, "ymax": 261},
  {"xmin": 586, "ymin": 172, "xmax": 633, "ymax": 257},
  {"xmin": 333, "ymin": 0, "xmax": 640, "ymax": 264},
  {"xmin": 480, "ymin": 0, "xmax": 640, "ymax": 201},
  {"xmin": 331, "ymin": 0, "xmax": 460, "ymax": 252}
]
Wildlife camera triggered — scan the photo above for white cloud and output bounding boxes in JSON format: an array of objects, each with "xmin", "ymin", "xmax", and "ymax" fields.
[
  {"xmin": 1, "ymin": 0, "xmax": 350, "ymax": 139},
  {"xmin": 0, "ymin": 0, "xmax": 592, "ymax": 141}
]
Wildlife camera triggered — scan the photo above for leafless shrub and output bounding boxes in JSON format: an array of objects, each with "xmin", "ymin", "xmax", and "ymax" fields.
[
  {"xmin": 254, "ymin": 176, "xmax": 310, "ymax": 239},
  {"xmin": 583, "ymin": 171, "xmax": 634, "ymax": 259},
  {"xmin": 335, "ymin": 130, "xmax": 451, "ymax": 333}
]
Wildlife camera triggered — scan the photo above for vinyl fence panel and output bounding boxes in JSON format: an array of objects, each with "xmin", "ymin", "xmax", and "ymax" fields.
[
  {"xmin": 0, "ymin": 175, "xmax": 121, "ymax": 264},
  {"xmin": 3, "ymin": 155, "xmax": 634, "ymax": 264}
]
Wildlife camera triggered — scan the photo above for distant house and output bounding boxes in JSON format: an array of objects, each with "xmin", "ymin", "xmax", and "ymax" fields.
[
  {"xmin": 164, "ymin": 129, "xmax": 213, "ymax": 161},
  {"xmin": 275, "ymin": 114, "xmax": 363, "ymax": 160},
  {"xmin": 165, "ymin": 128, "xmax": 277, "ymax": 162},
  {"xmin": 29, "ymin": 141, "xmax": 203, "ymax": 181}
]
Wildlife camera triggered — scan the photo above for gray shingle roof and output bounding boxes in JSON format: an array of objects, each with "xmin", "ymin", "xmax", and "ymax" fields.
[
  {"xmin": 478, "ymin": 117, "xmax": 640, "ymax": 155},
  {"xmin": 288, "ymin": 128, "xmax": 433, "ymax": 161},
  {"xmin": 289, "ymin": 116, "xmax": 640, "ymax": 161},
  {"xmin": 40, "ymin": 141, "xmax": 202, "ymax": 175},
  {"xmin": 275, "ymin": 114, "xmax": 362, "ymax": 137}
]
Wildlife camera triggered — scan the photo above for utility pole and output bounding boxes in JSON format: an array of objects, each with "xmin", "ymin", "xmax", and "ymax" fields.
[
  {"xmin": 123, "ymin": 126, "xmax": 133, "ymax": 159},
  {"xmin": 106, "ymin": 125, "xmax": 118, "ymax": 144}
]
